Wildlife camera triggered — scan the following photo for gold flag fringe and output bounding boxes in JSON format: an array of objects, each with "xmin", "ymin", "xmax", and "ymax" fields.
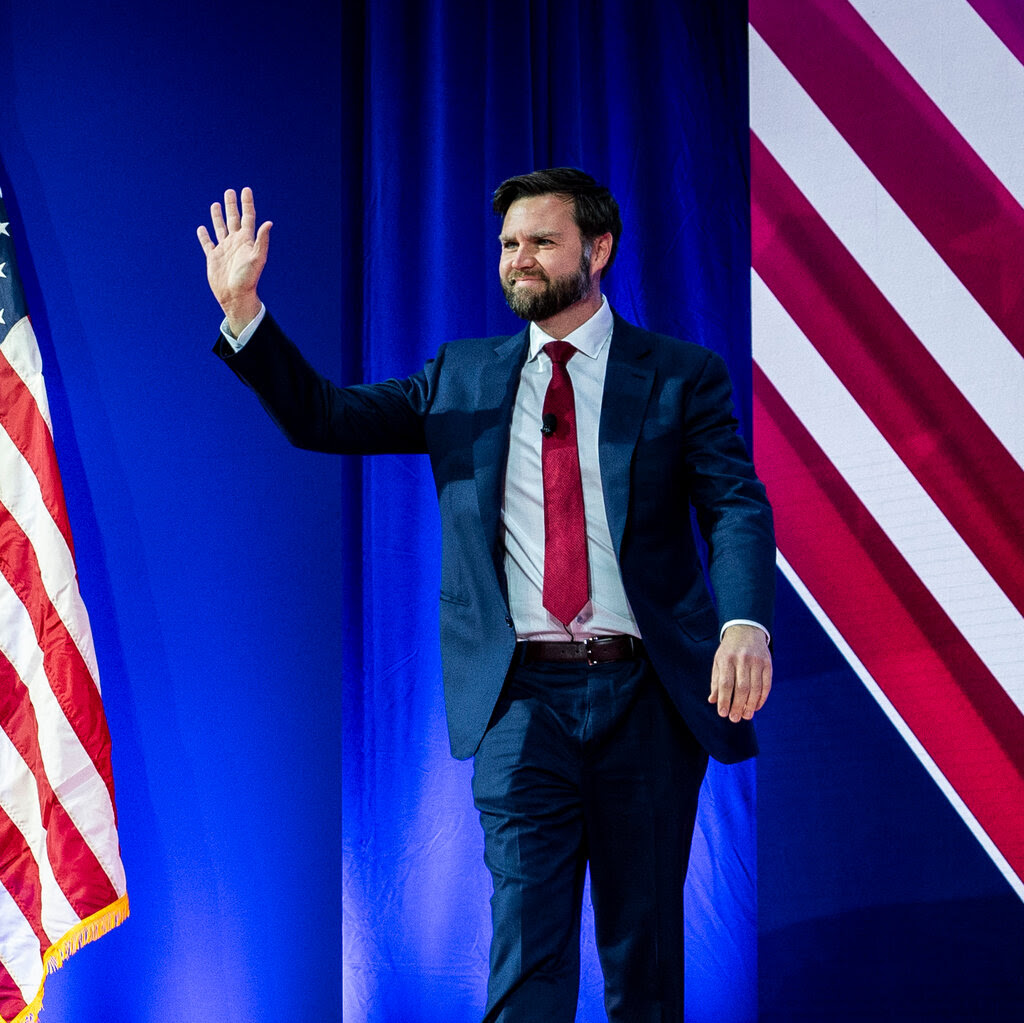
[{"xmin": 5, "ymin": 894, "xmax": 129, "ymax": 1023}]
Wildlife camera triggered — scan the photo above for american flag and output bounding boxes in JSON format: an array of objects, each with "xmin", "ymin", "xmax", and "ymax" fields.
[
  {"xmin": 750, "ymin": 0, "xmax": 1024, "ymax": 898},
  {"xmin": 0, "ymin": 187, "xmax": 127, "ymax": 1022}
]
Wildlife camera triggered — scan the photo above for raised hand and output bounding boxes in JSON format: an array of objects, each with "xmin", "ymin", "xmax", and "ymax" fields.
[{"xmin": 197, "ymin": 186, "xmax": 272, "ymax": 337}]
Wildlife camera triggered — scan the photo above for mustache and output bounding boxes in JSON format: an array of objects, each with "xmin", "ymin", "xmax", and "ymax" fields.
[{"xmin": 507, "ymin": 270, "xmax": 549, "ymax": 282}]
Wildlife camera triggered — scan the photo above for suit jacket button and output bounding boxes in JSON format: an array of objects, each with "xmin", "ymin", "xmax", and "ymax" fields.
[{"xmin": 505, "ymin": 616, "xmax": 514, "ymax": 628}]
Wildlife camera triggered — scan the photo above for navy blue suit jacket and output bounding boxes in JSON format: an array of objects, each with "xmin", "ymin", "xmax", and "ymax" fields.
[{"xmin": 217, "ymin": 310, "xmax": 775, "ymax": 764}]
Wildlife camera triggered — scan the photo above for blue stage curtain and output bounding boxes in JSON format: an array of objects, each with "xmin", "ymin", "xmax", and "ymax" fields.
[
  {"xmin": 1, "ymin": 0, "xmax": 753, "ymax": 1017},
  {"xmin": 341, "ymin": 3, "xmax": 757, "ymax": 1020}
]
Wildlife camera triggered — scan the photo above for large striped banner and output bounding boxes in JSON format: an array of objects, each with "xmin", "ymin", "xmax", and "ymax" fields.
[
  {"xmin": 0, "ymin": 188, "xmax": 128, "ymax": 1022},
  {"xmin": 750, "ymin": 0, "xmax": 1024, "ymax": 898}
]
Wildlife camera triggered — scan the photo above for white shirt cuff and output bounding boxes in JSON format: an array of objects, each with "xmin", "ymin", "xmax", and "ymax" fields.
[
  {"xmin": 220, "ymin": 304, "xmax": 267, "ymax": 352},
  {"xmin": 720, "ymin": 619, "xmax": 771, "ymax": 643}
]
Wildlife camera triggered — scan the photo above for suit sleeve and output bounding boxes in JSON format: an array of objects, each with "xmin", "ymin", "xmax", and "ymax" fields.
[
  {"xmin": 213, "ymin": 311, "xmax": 436, "ymax": 455},
  {"xmin": 682, "ymin": 349, "xmax": 776, "ymax": 632}
]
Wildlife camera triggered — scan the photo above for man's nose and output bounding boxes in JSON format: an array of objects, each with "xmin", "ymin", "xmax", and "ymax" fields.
[{"xmin": 510, "ymin": 245, "xmax": 535, "ymax": 268}]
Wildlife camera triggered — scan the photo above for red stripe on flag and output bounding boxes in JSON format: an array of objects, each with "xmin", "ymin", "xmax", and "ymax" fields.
[
  {"xmin": 0, "ymin": 650, "xmax": 119, "ymax": 918},
  {"xmin": 0, "ymin": 509, "xmax": 116, "ymax": 811},
  {"xmin": 754, "ymin": 364, "xmax": 1024, "ymax": 876},
  {"xmin": 45, "ymin": 801, "xmax": 119, "ymax": 913},
  {"xmin": 967, "ymin": 0, "xmax": 1024, "ymax": 68},
  {"xmin": 0, "ymin": 960, "xmax": 29, "ymax": 1023},
  {"xmin": 0, "ymin": 349, "xmax": 75, "ymax": 561},
  {"xmin": 750, "ymin": 0, "xmax": 1024, "ymax": 356},
  {"xmin": 751, "ymin": 132, "xmax": 1024, "ymax": 619},
  {"xmin": 0, "ymin": 185, "xmax": 126, "ymax": 1022},
  {"xmin": 0, "ymin": 804, "xmax": 48, "ymax": 949}
]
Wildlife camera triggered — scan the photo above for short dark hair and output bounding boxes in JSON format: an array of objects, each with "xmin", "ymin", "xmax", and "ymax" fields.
[{"xmin": 492, "ymin": 167, "xmax": 622, "ymax": 277}]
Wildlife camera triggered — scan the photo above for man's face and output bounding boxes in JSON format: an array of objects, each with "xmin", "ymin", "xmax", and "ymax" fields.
[{"xmin": 499, "ymin": 194, "xmax": 595, "ymax": 322}]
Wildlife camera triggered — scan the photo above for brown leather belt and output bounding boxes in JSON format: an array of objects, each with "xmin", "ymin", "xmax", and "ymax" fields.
[{"xmin": 518, "ymin": 635, "xmax": 645, "ymax": 666}]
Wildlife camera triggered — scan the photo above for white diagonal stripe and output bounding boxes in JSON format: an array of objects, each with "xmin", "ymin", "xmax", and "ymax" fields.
[
  {"xmin": 750, "ymin": 26, "xmax": 1024, "ymax": 469},
  {"xmin": 0, "ymin": 423, "xmax": 100, "ymax": 688},
  {"xmin": 0, "ymin": 570, "xmax": 124, "ymax": 895},
  {"xmin": 754, "ymin": 271, "xmax": 1024, "ymax": 712},
  {"xmin": 0, "ymin": 726, "xmax": 80, "ymax": 945},
  {"xmin": 0, "ymin": 882, "xmax": 42, "ymax": 1004},
  {"xmin": 1, "ymin": 319, "xmax": 53, "ymax": 435},
  {"xmin": 849, "ymin": 0, "xmax": 1024, "ymax": 209}
]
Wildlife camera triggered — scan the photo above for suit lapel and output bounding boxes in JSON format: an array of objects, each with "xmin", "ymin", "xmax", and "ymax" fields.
[
  {"xmin": 600, "ymin": 315, "xmax": 656, "ymax": 560},
  {"xmin": 474, "ymin": 328, "xmax": 529, "ymax": 594}
]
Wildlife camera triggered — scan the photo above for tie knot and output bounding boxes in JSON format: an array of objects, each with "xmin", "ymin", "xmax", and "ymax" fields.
[{"xmin": 544, "ymin": 340, "xmax": 577, "ymax": 366}]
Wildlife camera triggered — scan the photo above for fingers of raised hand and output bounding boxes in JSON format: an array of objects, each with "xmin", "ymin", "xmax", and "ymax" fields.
[
  {"xmin": 254, "ymin": 218, "xmax": 272, "ymax": 258},
  {"xmin": 224, "ymin": 188, "xmax": 242, "ymax": 232},
  {"xmin": 203, "ymin": 188, "xmax": 262, "ymax": 248},
  {"xmin": 240, "ymin": 186, "xmax": 257, "ymax": 229},
  {"xmin": 209, "ymin": 200, "xmax": 228, "ymax": 243}
]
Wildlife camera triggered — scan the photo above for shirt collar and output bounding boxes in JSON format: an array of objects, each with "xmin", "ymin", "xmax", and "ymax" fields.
[{"xmin": 527, "ymin": 294, "xmax": 613, "ymax": 361}]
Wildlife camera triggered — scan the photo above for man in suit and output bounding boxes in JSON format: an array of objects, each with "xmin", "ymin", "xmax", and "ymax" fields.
[{"xmin": 199, "ymin": 169, "xmax": 774, "ymax": 1021}]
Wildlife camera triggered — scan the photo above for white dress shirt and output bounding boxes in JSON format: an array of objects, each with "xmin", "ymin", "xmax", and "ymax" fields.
[{"xmin": 502, "ymin": 297, "xmax": 642, "ymax": 641}]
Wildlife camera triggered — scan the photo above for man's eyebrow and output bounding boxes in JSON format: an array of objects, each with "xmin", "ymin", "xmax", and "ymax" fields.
[{"xmin": 498, "ymin": 229, "xmax": 566, "ymax": 243}]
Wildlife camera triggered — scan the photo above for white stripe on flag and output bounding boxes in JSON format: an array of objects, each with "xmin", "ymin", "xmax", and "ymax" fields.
[
  {"xmin": 848, "ymin": 0, "xmax": 1024, "ymax": 209},
  {"xmin": 0, "ymin": 726, "xmax": 81, "ymax": 945},
  {"xmin": 0, "ymin": 883, "xmax": 42, "ymax": 1008},
  {"xmin": 0, "ymin": 411, "xmax": 101, "ymax": 689},
  {"xmin": 750, "ymin": 26, "xmax": 1024, "ymax": 468},
  {"xmin": 0, "ymin": 177, "xmax": 127, "ymax": 1023},
  {"xmin": 753, "ymin": 272, "xmax": 1024, "ymax": 710},
  {"xmin": 0, "ymin": 569, "xmax": 124, "ymax": 896},
  {"xmin": 1, "ymin": 319, "xmax": 54, "ymax": 437}
]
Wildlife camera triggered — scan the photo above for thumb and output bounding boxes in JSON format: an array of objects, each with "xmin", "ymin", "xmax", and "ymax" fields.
[{"xmin": 255, "ymin": 220, "xmax": 273, "ymax": 259}]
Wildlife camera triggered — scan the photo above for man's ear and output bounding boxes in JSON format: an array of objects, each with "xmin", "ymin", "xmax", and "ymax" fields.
[{"xmin": 589, "ymin": 232, "xmax": 613, "ymax": 277}]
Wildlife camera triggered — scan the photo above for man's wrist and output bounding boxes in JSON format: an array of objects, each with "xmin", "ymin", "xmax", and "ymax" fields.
[
  {"xmin": 720, "ymin": 619, "xmax": 770, "ymax": 643},
  {"xmin": 222, "ymin": 294, "xmax": 263, "ymax": 339},
  {"xmin": 220, "ymin": 304, "xmax": 266, "ymax": 353}
]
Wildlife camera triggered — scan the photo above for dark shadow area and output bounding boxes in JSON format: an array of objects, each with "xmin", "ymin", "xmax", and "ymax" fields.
[
  {"xmin": 761, "ymin": 895, "xmax": 1024, "ymax": 1022},
  {"xmin": 759, "ymin": 574, "xmax": 1024, "ymax": 1021}
]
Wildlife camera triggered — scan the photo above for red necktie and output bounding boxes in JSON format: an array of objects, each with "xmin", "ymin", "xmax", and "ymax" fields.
[{"xmin": 541, "ymin": 340, "xmax": 589, "ymax": 625}]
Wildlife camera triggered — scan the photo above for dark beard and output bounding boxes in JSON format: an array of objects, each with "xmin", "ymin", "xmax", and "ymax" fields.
[{"xmin": 502, "ymin": 251, "xmax": 592, "ymax": 322}]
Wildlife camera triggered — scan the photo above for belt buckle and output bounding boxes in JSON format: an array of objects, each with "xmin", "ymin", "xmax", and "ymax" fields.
[{"xmin": 584, "ymin": 637, "xmax": 599, "ymax": 666}]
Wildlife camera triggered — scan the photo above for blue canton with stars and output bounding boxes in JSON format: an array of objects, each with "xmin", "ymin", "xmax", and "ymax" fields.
[{"xmin": 0, "ymin": 189, "xmax": 29, "ymax": 346}]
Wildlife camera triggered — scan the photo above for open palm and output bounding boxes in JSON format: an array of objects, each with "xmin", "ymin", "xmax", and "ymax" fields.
[{"xmin": 197, "ymin": 186, "xmax": 271, "ymax": 334}]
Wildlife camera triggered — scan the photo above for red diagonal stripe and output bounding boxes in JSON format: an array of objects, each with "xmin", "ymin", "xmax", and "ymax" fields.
[
  {"xmin": 0, "ymin": 805, "xmax": 48, "ymax": 950},
  {"xmin": 0, "ymin": 510, "xmax": 115, "ymax": 811},
  {"xmin": 45, "ymin": 802, "xmax": 119, "ymax": 915},
  {"xmin": 751, "ymin": 132, "xmax": 1024, "ymax": 620},
  {"xmin": 967, "ymin": 0, "xmax": 1024, "ymax": 68},
  {"xmin": 754, "ymin": 364, "xmax": 1024, "ymax": 877},
  {"xmin": 0, "ymin": 349, "xmax": 74, "ymax": 561},
  {"xmin": 0, "ymin": 958, "xmax": 29, "ymax": 1023},
  {"xmin": 0, "ymin": 651, "xmax": 119, "ymax": 918},
  {"xmin": 751, "ymin": 0, "xmax": 1024, "ymax": 356}
]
